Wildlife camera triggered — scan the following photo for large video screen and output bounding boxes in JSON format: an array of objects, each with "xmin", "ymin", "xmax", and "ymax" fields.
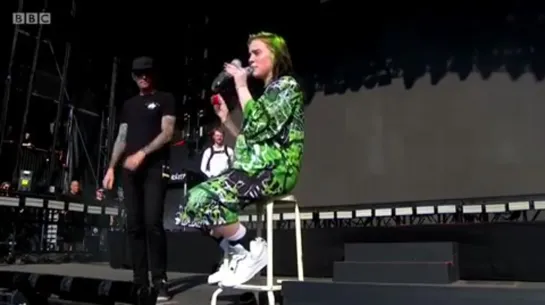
[{"xmin": 293, "ymin": 73, "xmax": 545, "ymax": 207}]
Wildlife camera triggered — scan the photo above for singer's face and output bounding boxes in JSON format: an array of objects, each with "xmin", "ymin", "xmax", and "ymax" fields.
[
  {"xmin": 213, "ymin": 131, "xmax": 224, "ymax": 144},
  {"xmin": 249, "ymin": 39, "xmax": 273, "ymax": 80},
  {"xmin": 133, "ymin": 72, "xmax": 152, "ymax": 90}
]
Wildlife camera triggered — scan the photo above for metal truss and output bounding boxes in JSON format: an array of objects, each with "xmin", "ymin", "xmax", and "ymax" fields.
[
  {"xmin": 179, "ymin": 13, "xmax": 210, "ymax": 150},
  {"xmin": 1, "ymin": 0, "xmax": 119, "ymax": 190},
  {"xmin": 1, "ymin": 0, "xmax": 76, "ymax": 189},
  {"xmin": 95, "ymin": 57, "xmax": 118, "ymax": 185}
]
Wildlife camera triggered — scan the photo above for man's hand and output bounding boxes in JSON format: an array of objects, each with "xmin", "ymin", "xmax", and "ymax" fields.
[
  {"xmin": 102, "ymin": 168, "xmax": 115, "ymax": 190},
  {"xmin": 124, "ymin": 150, "xmax": 146, "ymax": 171}
]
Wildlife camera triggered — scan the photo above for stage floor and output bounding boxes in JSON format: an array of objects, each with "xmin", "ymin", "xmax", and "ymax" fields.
[
  {"xmin": 0, "ymin": 262, "xmax": 246, "ymax": 305},
  {"xmin": 283, "ymin": 279, "xmax": 545, "ymax": 305},
  {"xmin": 3, "ymin": 262, "xmax": 545, "ymax": 305}
]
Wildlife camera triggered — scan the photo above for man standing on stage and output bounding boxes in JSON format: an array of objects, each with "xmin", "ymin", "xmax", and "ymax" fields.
[
  {"xmin": 200, "ymin": 128, "xmax": 234, "ymax": 178},
  {"xmin": 102, "ymin": 56, "xmax": 175, "ymax": 303}
]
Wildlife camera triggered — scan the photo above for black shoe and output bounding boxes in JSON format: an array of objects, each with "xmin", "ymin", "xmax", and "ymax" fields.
[
  {"xmin": 153, "ymin": 279, "xmax": 170, "ymax": 302},
  {"xmin": 135, "ymin": 286, "xmax": 153, "ymax": 305}
]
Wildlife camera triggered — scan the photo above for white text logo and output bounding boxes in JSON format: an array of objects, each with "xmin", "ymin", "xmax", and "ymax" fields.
[{"xmin": 12, "ymin": 12, "xmax": 51, "ymax": 25}]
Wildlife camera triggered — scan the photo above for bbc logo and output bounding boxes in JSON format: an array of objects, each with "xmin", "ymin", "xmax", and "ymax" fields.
[{"xmin": 12, "ymin": 12, "xmax": 51, "ymax": 25}]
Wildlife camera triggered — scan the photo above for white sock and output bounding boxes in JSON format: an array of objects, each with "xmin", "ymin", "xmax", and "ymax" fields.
[
  {"xmin": 219, "ymin": 239, "xmax": 229, "ymax": 254},
  {"xmin": 226, "ymin": 224, "xmax": 247, "ymax": 244}
]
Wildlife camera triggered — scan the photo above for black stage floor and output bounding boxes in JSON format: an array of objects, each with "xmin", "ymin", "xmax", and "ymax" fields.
[
  {"xmin": 0, "ymin": 262, "xmax": 247, "ymax": 304},
  {"xmin": 4, "ymin": 262, "xmax": 545, "ymax": 305},
  {"xmin": 282, "ymin": 279, "xmax": 545, "ymax": 305}
]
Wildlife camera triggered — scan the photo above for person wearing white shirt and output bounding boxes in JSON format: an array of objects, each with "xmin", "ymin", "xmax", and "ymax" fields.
[{"xmin": 200, "ymin": 128, "xmax": 234, "ymax": 178}]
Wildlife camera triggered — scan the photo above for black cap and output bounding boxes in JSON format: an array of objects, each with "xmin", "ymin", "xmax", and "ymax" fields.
[{"xmin": 132, "ymin": 56, "xmax": 154, "ymax": 71}]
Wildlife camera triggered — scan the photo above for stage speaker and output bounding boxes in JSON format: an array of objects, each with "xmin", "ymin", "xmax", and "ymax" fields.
[{"xmin": 18, "ymin": 170, "xmax": 33, "ymax": 192}]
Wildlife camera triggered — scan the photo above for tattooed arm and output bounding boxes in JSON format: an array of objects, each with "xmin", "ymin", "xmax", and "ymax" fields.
[
  {"xmin": 141, "ymin": 115, "xmax": 176, "ymax": 155},
  {"xmin": 108, "ymin": 123, "xmax": 128, "ymax": 169}
]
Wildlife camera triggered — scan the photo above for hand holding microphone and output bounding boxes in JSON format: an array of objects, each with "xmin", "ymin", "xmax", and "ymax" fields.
[
  {"xmin": 210, "ymin": 58, "xmax": 253, "ymax": 118},
  {"xmin": 211, "ymin": 59, "xmax": 253, "ymax": 92},
  {"xmin": 223, "ymin": 62, "xmax": 249, "ymax": 89}
]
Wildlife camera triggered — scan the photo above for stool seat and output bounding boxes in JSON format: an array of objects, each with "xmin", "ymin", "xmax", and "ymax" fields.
[
  {"xmin": 218, "ymin": 283, "xmax": 282, "ymax": 291},
  {"xmin": 272, "ymin": 194, "xmax": 296, "ymax": 202},
  {"xmin": 210, "ymin": 194, "xmax": 304, "ymax": 305}
]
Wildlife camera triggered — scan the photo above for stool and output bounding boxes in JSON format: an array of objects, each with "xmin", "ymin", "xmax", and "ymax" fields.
[{"xmin": 210, "ymin": 194, "xmax": 304, "ymax": 305}]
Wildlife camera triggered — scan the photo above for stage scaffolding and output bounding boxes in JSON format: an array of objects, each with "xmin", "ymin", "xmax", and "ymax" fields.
[
  {"xmin": 0, "ymin": 0, "xmax": 117, "ymax": 193},
  {"xmin": 1, "ymin": 0, "xmax": 70, "ymax": 192},
  {"xmin": 96, "ymin": 58, "xmax": 118, "ymax": 187},
  {"xmin": 178, "ymin": 13, "xmax": 211, "ymax": 151}
]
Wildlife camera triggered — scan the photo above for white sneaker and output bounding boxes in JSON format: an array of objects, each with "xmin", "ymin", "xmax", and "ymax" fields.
[
  {"xmin": 208, "ymin": 257, "xmax": 230, "ymax": 284},
  {"xmin": 221, "ymin": 238, "xmax": 268, "ymax": 287},
  {"xmin": 208, "ymin": 239, "xmax": 231, "ymax": 285},
  {"xmin": 249, "ymin": 238, "xmax": 267, "ymax": 256}
]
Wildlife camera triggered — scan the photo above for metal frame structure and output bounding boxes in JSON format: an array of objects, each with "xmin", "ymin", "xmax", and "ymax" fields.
[
  {"xmin": 96, "ymin": 57, "xmax": 118, "ymax": 188},
  {"xmin": 0, "ymin": 0, "xmax": 24, "ymax": 160},
  {"xmin": 179, "ymin": 13, "xmax": 210, "ymax": 148},
  {"xmin": 12, "ymin": 1, "xmax": 49, "ymax": 183},
  {"xmin": 0, "ymin": 0, "xmax": 74, "ymax": 190},
  {"xmin": 1, "ymin": 0, "xmax": 114, "ymax": 192}
]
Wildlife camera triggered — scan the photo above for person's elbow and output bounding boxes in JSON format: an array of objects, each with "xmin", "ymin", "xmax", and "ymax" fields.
[{"xmin": 163, "ymin": 127, "xmax": 174, "ymax": 141}]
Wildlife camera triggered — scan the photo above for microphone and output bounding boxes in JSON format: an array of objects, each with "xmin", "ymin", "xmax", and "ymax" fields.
[{"xmin": 211, "ymin": 59, "xmax": 253, "ymax": 92}]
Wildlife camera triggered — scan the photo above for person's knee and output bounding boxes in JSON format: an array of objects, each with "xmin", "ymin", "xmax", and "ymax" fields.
[
  {"xmin": 215, "ymin": 221, "xmax": 241, "ymax": 234},
  {"xmin": 184, "ymin": 188, "xmax": 211, "ymax": 214},
  {"xmin": 144, "ymin": 216, "xmax": 164, "ymax": 234}
]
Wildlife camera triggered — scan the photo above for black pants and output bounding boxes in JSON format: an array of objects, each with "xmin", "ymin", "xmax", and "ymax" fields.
[{"xmin": 122, "ymin": 164, "xmax": 167, "ymax": 285}]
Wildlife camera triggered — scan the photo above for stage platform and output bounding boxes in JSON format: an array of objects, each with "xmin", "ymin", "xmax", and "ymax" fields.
[
  {"xmin": 0, "ymin": 263, "xmax": 246, "ymax": 304},
  {"xmin": 282, "ymin": 279, "xmax": 545, "ymax": 305},
  {"xmin": 3, "ymin": 262, "xmax": 545, "ymax": 305}
]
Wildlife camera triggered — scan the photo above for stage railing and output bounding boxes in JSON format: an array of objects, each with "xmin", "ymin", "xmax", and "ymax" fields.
[
  {"xmin": 0, "ymin": 194, "xmax": 122, "ymax": 264},
  {"xmin": 237, "ymin": 193, "xmax": 545, "ymax": 229},
  {"xmin": 4, "ymin": 192, "xmax": 545, "ymax": 230}
]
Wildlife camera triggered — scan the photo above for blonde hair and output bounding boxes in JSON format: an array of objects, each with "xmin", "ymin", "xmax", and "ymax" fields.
[{"xmin": 248, "ymin": 32, "xmax": 293, "ymax": 80}]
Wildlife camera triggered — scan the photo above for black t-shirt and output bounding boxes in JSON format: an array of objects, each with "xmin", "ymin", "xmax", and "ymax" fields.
[
  {"xmin": 121, "ymin": 91, "xmax": 175, "ymax": 164},
  {"xmin": 62, "ymin": 193, "xmax": 85, "ymax": 226},
  {"xmin": 64, "ymin": 192, "xmax": 82, "ymax": 203}
]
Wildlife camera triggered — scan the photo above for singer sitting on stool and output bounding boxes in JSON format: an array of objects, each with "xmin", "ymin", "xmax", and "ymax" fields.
[{"xmin": 176, "ymin": 32, "xmax": 305, "ymax": 287}]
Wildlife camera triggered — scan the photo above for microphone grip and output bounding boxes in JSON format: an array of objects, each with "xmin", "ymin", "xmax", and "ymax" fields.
[
  {"xmin": 210, "ymin": 66, "xmax": 252, "ymax": 93},
  {"xmin": 211, "ymin": 72, "xmax": 228, "ymax": 92}
]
